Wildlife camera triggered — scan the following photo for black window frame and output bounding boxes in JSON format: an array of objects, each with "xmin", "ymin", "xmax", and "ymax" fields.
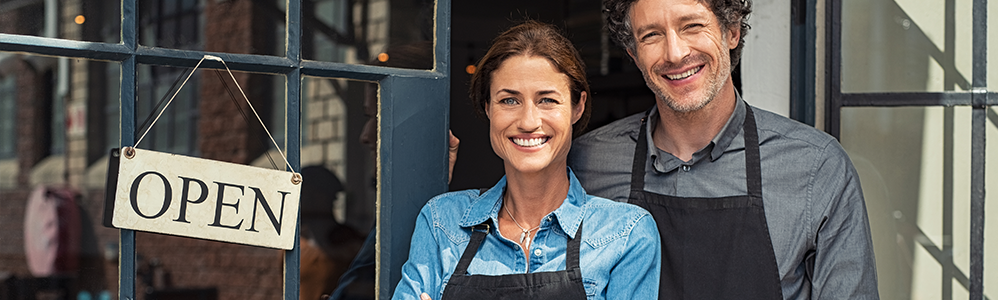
[{"xmin": 824, "ymin": 0, "xmax": 993, "ymax": 298}]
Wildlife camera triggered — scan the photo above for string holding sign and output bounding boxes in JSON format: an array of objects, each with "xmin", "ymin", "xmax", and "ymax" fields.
[
  {"xmin": 129, "ymin": 55, "xmax": 301, "ymax": 185},
  {"xmin": 104, "ymin": 55, "xmax": 302, "ymax": 250}
]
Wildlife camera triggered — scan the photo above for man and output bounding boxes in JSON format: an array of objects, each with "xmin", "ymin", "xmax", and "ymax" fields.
[{"xmin": 567, "ymin": 0, "xmax": 879, "ymax": 299}]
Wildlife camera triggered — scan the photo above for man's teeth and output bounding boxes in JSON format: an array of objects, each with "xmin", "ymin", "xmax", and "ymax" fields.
[
  {"xmin": 666, "ymin": 66, "xmax": 702, "ymax": 80},
  {"xmin": 513, "ymin": 137, "xmax": 547, "ymax": 147}
]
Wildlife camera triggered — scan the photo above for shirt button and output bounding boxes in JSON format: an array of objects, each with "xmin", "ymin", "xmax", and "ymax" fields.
[
  {"xmin": 681, "ymin": 165, "xmax": 691, "ymax": 172},
  {"xmin": 534, "ymin": 249, "xmax": 542, "ymax": 256}
]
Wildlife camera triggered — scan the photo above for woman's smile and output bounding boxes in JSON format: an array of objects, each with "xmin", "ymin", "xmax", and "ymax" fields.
[{"xmin": 511, "ymin": 136, "xmax": 551, "ymax": 148}]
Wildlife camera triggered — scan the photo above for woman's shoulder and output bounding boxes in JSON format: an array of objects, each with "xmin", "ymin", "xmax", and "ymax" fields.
[
  {"xmin": 580, "ymin": 195, "xmax": 655, "ymax": 248},
  {"xmin": 422, "ymin": 189, "xmax": 483, "ymax": 216},
  {"xmin": 583, "ymin": 195, "xmax": 650, "ymax": 218},
  {"xmin": 419, "ymin": 189, "xmax": 487, "ymax": 245}
]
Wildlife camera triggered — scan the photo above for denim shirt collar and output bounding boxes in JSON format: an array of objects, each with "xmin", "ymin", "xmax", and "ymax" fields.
[
  {"xmin": 647, "ymin": 92, "xmax": 747, "ymax": 172},
  {"xmin": 459, "ymin": 168, "xmax": 587, "ymax": 238}
]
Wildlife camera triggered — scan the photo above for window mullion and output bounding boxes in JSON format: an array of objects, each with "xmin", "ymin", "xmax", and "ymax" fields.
[
  {"xmin": 284, "ymin": 0, "xmax": 303, "ymax": 299},
  {"xmin": 969, "ymin": 0, "xmax": 987, "ymax": 297}
]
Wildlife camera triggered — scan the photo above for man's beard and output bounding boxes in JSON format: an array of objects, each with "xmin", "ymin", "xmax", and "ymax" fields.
[{"xmin": 642, "ymin": 53, "xmax": 730, "ymax": 114}]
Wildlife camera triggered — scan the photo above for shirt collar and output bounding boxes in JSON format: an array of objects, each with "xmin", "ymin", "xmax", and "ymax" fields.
[
  {"xmin": 459, "ymin": 168, "xmax": 587, "ymax": 237},
  {"xmin": 645, "ymin": 92, "xmax": 747, "ymax": 169},
  {"xmin": 710, "ymin": 94, "xmax": 746, "ymax": 162}
]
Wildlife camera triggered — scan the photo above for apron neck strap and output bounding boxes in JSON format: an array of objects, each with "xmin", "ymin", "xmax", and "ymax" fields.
[
  {"xmin": 452, "ymin": 220, "xmax": 585, "ymax": 276},
  {"xmin": 452, "ymin": 223, "xmax": 491, "ymax": 276},
  {"xmin": 629, "ymin": 112, "xmax": 652, "ymax": 192},
  {"xmin": 629, "ymin": 103, "xmax": 763, "ymax": 198},
  {"xmin": 743, "ymin": 105, "xmax": 762, "ymax": 199}
]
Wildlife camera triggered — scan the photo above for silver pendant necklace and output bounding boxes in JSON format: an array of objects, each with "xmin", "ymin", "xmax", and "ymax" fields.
[{"xmin": 504, "ymin": 204, "xmax": 541, "ymax": 249}]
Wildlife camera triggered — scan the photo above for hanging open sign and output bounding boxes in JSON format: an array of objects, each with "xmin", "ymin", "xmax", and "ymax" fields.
[
  {"xmin": 103, "ymin": 147, "xmax": 301, "ymax": 250},
  {"xmin": 102, "ymin": 55, "xmax": 301, "ymax": 250}
]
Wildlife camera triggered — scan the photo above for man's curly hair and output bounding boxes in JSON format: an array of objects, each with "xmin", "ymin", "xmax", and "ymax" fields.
[{"xmin": 603, "ymin": 0, "xmax": 752, "ymax": 69}]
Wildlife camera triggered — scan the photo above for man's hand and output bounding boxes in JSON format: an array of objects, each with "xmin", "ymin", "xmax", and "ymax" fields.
[
  {"xmin": 448, "ymin": 130, "xmax": 460, "ymax": 184},
  {"xmin": 420, "ymin": 292, "xmax": 433, "ymax": 300}
]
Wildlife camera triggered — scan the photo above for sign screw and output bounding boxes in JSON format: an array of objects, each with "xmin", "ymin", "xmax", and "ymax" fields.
[
  {"xmin": 123, "ymin": 147, "xmax": 136, "ymax": 159},
  {"xmin": 291, "ymin": 173, "xmax": 302, "ymax": 185}
]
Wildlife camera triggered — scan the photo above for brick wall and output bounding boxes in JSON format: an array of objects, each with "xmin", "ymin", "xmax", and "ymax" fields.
[
  {"xmin": 200, "ymin": 1, "xmax": 272, "ymax": 165},
  {"xmin": 0, "ymin": 189, "xmax": 31, "ymax": 275}
]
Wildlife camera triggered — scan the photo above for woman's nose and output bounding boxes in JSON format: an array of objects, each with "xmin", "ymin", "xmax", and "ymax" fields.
[{"xmin": 517, "ymin": 103, "xmax": 542, "ymax": 131}]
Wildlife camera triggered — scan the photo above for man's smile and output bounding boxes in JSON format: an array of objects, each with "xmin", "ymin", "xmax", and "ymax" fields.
[{"xmin": 665, "ymin": 65, "xmax": 703, "ymax": 81}]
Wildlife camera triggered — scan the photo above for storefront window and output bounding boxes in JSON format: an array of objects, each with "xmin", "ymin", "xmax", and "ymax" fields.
[
  {"xmin": 1, "ymin": 0, "xmax": 450, "ymax": 299},
  {"xmin": 841, "ymin": 0, "xmax": 974, "ymax": 93}
]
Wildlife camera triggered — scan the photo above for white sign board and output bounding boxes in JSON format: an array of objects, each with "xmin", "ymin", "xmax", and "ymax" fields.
[{"xmin": 103, "ymin": 147, "xmax": 301, "ymax": 250}]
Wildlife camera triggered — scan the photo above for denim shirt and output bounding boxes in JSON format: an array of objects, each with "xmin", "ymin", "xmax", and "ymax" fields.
[{"xmin": 392, "ymin": 169, "xmax": 660, "ymax": 300}]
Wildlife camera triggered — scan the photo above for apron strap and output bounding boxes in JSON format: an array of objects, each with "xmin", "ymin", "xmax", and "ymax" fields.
[
  {"xmin": 566, "ymin": 220, "xmax": 583, "ymax": 272},
  {"xmin": 743, "ymin": 105, "xmax": 762, "ymax": 200},
  {"xmin": 453, "ymin": 223, "xmax": 490, "ymax": 276},
  {"xmin": 628, "ymin": 113, "xmax": 652, "ymax": 193}
]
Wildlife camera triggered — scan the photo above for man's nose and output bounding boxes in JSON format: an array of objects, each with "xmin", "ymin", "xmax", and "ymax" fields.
[{"xmin": 663, "ymin": 31, "xmax": 691, "ymax": 64}]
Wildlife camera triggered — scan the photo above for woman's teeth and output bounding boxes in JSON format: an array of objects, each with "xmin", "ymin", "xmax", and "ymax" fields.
[
  {"xmin": 512, "ymin": 137, "xmax": 547, "ymax": 147},
  {"xmin": 666, "ymin": 66, "xmax": 702, "ymax": 80}
]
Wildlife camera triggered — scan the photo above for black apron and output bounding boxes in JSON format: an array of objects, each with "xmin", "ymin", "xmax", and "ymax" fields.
[
  {"xmin": 628, "ymin": 105, "xmax": 784, "ymax": 299},
  {"xmin": 440, "ymin": 221, "xmax": 587, "ymax": 300}
]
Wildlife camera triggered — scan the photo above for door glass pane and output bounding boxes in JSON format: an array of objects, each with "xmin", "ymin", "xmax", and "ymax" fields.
[
  {"xmin": 840, "ymin": 106, "xmax": 993, "ymax": 299},
  {"xmin": 139, "ymin": 0, "xmax": 286, "ymax": 56},
  {"xmin": 302, "ymin": 0, "xmax": 434, "ymax": 69},
  {"xmin": 841, "ymin": 0, "xmax": 973, "ymax": 93},
  {"xmin": 0, "ymin": 0, "xmax": 121, "ymax": 43},
  {"xmin": 0, "ymin": 52, "xmax": 120, "ymax": 300},
  {"xmin": 298, "ymin": 76, "xmax": 377, "ymax": 300}
]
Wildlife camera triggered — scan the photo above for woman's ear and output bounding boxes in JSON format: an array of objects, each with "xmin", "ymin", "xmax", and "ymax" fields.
[{"xmin": 572, "ymin": 92, "xmax": 587, "ymax": 124}]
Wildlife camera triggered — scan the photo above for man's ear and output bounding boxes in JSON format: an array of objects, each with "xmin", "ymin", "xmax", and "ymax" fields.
[
  {"xmin": 727, "ymin": 24, "xmax": 741, "ymax": 50},
  {"xmin": 572, "ymin": 92, "xmax": 587, "ymax": 124},
  {"xmin": 626, "ymin": 47, "xmax": 638, "ymax": 63}
]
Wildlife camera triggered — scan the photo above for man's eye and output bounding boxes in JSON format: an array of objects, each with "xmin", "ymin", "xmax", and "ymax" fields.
[{"xmin": 686, "ymin": 23, "xmax": 705, "ymax": 29}]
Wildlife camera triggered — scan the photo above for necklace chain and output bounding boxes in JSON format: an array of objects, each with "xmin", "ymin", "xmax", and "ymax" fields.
[{"xmin": 504, "ymin": 204, "xmax": 541, "ymax": 249}]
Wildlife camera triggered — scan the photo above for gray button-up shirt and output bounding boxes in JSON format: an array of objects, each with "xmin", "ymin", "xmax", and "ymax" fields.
[{"xmin": 568, "ymin": 98, "xmax": 879, "ymax": 299}]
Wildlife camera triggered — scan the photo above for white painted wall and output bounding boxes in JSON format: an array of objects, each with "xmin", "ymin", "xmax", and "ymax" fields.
[{"xmin": 741, "ymin": 0, "xmax": 791, "ymax": 117}]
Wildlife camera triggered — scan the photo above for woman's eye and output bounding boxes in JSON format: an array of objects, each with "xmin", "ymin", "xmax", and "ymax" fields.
[
  {"xmin": 539, "ymin": 97, "xmax": 559, "ymax": 104},
  {"xmin": 498, "ymin": 98, "xmax": 518, "ymax": 105}
]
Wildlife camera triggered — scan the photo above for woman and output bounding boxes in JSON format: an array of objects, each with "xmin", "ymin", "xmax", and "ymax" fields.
[{"xmin": 392, "ymin": 21, "xmax": 660, "ymax": 300}]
